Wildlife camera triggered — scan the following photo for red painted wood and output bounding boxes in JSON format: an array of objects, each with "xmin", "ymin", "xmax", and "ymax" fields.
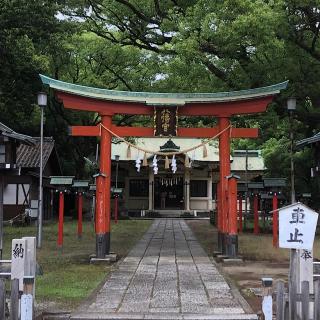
[
  {"xmin": 71, "ymin": 126, "xmax": 100, "ymax": 136},
  {"xmin": 70, "ymin": 125, "xmax": 258, "ymax": 138},
  {"xmin": 273, "ymin": 194, "xmax": 279, "ymax": 248},
  {"xmin": 103, "ymin": 116, "xmax": 112, "ymax": 235},
  {"xmin": 95, "ymin": 115, "xmax": 112, "ymax": 235},
  {"xmin": 57, "ymin": 92, "xmax": 274, "ymax": 116},
  {"xmin": 217, "ymin": 182, "xmax": 222, "ymax": 231},
  {"xmin": 112, "ymin": 126, "xmax": 153, "ymax": 137},
  {"xmin": 219, "ymin": 118, "xmax": 231, "ymax": 234},
  {"xmin": 238, "ymin": 196, "xmax": 243, "ymax": 233},
  {"xmin": 253, "ymin": 194, "xmax": 260, "ymax": 234},
  {"xmin": 228, "ymin": 177, "xmax": 238, "ymax": 235},
  {"xmin": 57, "ymin": 92, "xmax": 152, "ymax": 115},
  {"xmin": 78, "ymin": 193, "xmax": 83, "ymax": 238},
  {"xmin": 180, "ymin": 97, "xmax": 274, "ymax": 116},
  {"xmin": 58, "ymin": 192, "xmax": 64, "ymax": 247}
]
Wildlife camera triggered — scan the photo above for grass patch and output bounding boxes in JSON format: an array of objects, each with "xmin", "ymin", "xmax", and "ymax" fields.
[
  {"xmin": 186, "ymin": 220, "xmax": 320, "ymax": 262},
  {"xmin": 3, "ymin": 219, "xmax": 152, "ymax": 310}
]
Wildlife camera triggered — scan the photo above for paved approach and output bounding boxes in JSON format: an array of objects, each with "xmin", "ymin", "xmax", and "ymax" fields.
[{"xmin": 72, "ymin": 219, "xmax": 257, "ymax": 320}]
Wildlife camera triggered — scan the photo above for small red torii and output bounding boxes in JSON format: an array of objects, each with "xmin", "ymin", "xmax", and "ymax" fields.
[{"xmin": 40, "ymin": 74, "xmax": 287, "ymax": 259}]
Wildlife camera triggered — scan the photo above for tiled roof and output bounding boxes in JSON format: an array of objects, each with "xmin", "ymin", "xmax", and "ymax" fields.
[
  {"xmin": 0, "ymin": 122, "xmax": 35, "ymax": 145},
  {"xmin": 40, "ymin": 74, "xmax": 288, "ymax": 106},
  {"xmin": 296, "ymin": 132, "xmax": 320, "ymax": 149},
  {"xmin": 17, "ymin": 137, "xmax": 55, "ymax": 168}
]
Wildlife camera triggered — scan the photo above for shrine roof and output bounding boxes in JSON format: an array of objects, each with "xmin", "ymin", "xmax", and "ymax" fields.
[
  {"xmin": 296, "ymin": 132, "xmax": 320, "ymax": 149},
  {"xmin": 40, "ymin": 75, "xmax": 288, "ymax": 106}
]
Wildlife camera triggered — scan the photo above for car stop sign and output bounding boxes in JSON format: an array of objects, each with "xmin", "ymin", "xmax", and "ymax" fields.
[{"xmin": 279, "ymin": 202, "xmax": 318, "ymax": 250}]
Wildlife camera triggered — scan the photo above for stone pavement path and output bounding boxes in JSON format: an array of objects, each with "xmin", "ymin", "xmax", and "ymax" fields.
[{"xmin": 72, "ymin": 219, "xmax": 257, "ymax": 320}]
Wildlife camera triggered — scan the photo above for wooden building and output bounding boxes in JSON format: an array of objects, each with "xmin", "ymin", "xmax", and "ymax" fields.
[{"xmin": 0, "ymin": 122, "xmax": 62, "ymax": 220}]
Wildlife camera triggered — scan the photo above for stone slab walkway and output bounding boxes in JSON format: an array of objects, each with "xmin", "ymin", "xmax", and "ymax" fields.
[{"xmin": 72, "ymin": 219, "xmax": 257, "ymax": 320}]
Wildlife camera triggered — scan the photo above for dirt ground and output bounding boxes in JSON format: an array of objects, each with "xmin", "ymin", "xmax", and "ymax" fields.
[{"xmin": 186, "ymin": 219, "xmax": 292, "ymax": 314}]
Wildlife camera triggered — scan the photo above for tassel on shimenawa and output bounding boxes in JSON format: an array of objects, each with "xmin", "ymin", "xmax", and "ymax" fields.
[
  {"xmin": 165, "ymin": 156, "xmax": 170, "ymax": 169},
  {"xmin": 203, "ymin": 144, "xmax": 208, "ymax": 158},
  {"xmin": 126, "ymin": 145, "xmax": 131, "ymax": 158},
  {"xmin": 184, "ymin": 154, "xmax": 190, "ymax": 167},
  {"xmin": 142, "ymin": 152, "xmax": 148, "ymax": 166}
]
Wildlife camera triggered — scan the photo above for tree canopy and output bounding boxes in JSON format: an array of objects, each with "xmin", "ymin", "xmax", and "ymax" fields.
[{"xmin": 2, "ymin": 0, "xmax": 320, "ymax": 203}]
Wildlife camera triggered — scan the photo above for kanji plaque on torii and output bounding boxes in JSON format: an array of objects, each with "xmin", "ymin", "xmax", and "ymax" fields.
[{"xmin": 39, "ymin": 74, "xmax": 287, "ymax": 259}]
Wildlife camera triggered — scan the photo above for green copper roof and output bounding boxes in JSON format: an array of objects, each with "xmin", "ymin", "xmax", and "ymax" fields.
[
  {"xmin": 50, "ymin": 176, "xmax": 74, "ymax": 185},
  {"xmin": 73, "ymin": 180, "xmax": 90, "ymax": 188},
  {"xmin": 40, "ymin": 74, "xmax": 288, "ymax": 106}
]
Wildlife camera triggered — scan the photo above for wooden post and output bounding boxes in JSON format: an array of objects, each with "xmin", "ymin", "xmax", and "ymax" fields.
[
  {"xmin": 276, "ymin": 281, "xmax": 285, "ymax": 320},
  {"xmin": 314, "ymin": 279, "xmax": 320, "ymax": 320},
  {"xmin": 289, "ymin": 249, "xmax": 298, "ymax": 320},
  {"xmin": 261, "ymin": 277, "xmax": 273, "ymax": 320},
  {"xmin": 0, "ymin": 279, "xmax": 5, "ymax": 320},
  {"xmin": 301, "ymin": 281, "xmax": 309, "ymax": 320},
  {"xmin": 22, "ymin": 276, "xmax": 34, "ymax": 320},
  {"xmin": 95, "ymin": 115, "xmax": 112, "ymax": 257},
  {"xmin": 253, "ymin": 193, "xmax": 259, "ymax": 234},
  {"xmin": 299, "ymin": 249, "xmax": 314, "ymax": 318},
  {"xmin": 217, "ymin": 181, "xmax": 223, "ymax": 252},
  {"xmin": 227, "ymin": 176, "xmax": 238, "ymax": 257},
  {"xmin": 78, "ymin": 192, "xmax": 83, "ymax": 238},
  {"xmin": 238, "ymin": 195, "xmax": 243, "ymax": 233},
  {"xmin": 57, "ymin": 191, "xmax": 64, "ymax": 248},
  {"xmin": 272, "ymin": 193, "xmax": 278, "ymax": 248},
  {"xmin": 218, "ymin": 117, "xmax": 231, "ymax": 255},
  {"xmin": 10, "ymin": 278, "xmax": 19, "ymax": 320}
]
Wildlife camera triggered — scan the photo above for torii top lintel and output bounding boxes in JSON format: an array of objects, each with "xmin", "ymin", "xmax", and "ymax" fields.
[{"xmin": 40, "ymin": 75, "xmax": 288, "ymax": 117}]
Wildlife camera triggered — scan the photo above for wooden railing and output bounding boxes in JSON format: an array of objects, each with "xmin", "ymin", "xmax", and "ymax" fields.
[{"xmin": 276, "ymin": 279, "xmax": 320, "ymax": 320}]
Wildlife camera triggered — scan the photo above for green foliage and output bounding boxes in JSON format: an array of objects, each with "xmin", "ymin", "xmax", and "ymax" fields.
[{"xmin": 4, "ymin": 0, "xmax": 320, "ymax": 202}]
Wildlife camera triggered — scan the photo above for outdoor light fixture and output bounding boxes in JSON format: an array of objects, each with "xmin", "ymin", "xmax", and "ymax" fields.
[
  {"xmin": 37, "ymin": 91, "xmax": 47, "ymax": 248},
  {"xmin": 287, "ymin": 97, "xmax": 296, "ymax": 111},
  {"xmin": 37, "ymin": 92, "xmax": 48, "ymax": 107}
]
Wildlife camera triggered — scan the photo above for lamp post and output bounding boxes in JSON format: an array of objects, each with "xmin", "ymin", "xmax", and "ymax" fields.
[
  {"xmin": 114, "ymin": 155, "xmax": 120, "ymax": 223},
  {"xmin": 287, "ymin": 97, "xmax": 296, "ymax": 204},
  {"xmin": 37, "ymin": 92, "xmax": 47, "ymax": 248}
]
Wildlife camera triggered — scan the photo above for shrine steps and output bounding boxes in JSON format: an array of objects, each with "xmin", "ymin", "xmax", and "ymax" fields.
[{"xmin": 128, "ymin": 210, "xmax": 210, "ymax": 219}]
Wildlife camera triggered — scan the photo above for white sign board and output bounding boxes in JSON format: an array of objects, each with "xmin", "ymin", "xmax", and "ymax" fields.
[
  {"xmin": 21, "ymin": 294, "xmax": 33, "ymax": 320},
  {"xmin": 262, "ymin": 295, "xmax": 272, "ymax": 320},
  {"xmin": 11, "ymin": 238, "xmax": 27, "ymax": 290},
  {"xmin": 279, "ymin": 203, "xmax": 318, "ymax": 250},
  {"xmin": 22, "ymin": 237, "xmax": 36, "ymax": 277}
]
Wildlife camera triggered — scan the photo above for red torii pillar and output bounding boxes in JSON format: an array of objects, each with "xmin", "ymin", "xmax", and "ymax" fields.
[
  {"xmin": 227, "ymin": 175, "xmax": 239, "ymax": 257},
  {"xmin": 95, "ymin": 115, "xmax": 112, "ymax": 257},
  {"xmin": 218, "ymin": 117, "xmax": 233, "ymax": 255}
]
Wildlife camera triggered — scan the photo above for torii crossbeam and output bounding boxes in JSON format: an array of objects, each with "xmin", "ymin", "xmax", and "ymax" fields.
[{"xmin": 40, "ymin": 74, "xmax": 287, "ymax": 258}]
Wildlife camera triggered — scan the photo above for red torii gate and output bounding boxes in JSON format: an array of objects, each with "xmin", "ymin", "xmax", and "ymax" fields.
[{"xmin": 40, "ymin": 75, "xmax": 287, "ymax": 258}]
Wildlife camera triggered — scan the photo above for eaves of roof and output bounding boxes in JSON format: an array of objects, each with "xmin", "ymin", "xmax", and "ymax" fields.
[{"xmin": 40, "ymin": 74, "xmax": 288, "ymax": 106}]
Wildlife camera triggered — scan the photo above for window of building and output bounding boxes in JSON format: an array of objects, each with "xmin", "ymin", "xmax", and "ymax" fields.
[
  {"xmin": 190, "ymin": 180, "xmax": 207, "ymax": 197},
  {"xmin": 0, "ymin": 144, "xmax": 5, "ymax": 163},
  {"xmin": 129, "ymin": 179, "xmax": 149, "ymax": 197}
]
